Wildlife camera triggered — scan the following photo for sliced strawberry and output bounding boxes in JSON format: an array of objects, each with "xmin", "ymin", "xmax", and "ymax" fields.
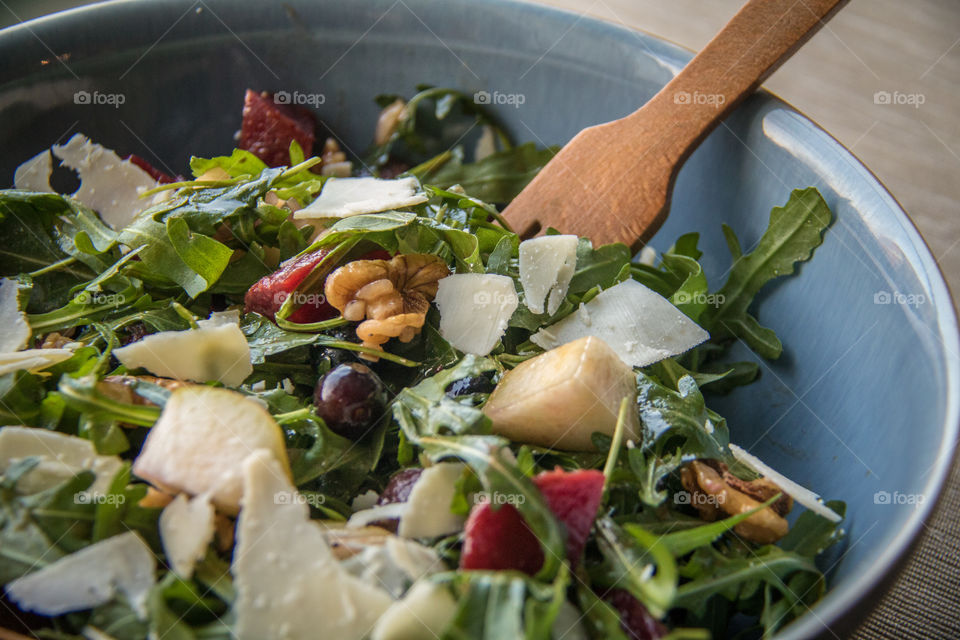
[
  {"xmin": 459, "ymin": 468, "xmax": 605, "ymax": 575},
  {"xmin": 460, "ymin": 498, "xmax": 544, "ymax": 574},
  {"xmin": 534, "ymin": 468, "xmax": 605, "ymax": 561},
  {"xmin": 244, "ymin": 249, "xmax": 336, "ymax": 323},
  {"xmin": 602, "ymin": 589, "xmax": 668, "ymax": 640},
  {"xmin": 238, "ymin": 89, "xmax": 316, "ymax": 167},
  {"xmin": 125, "ymin": 154, "xmax": 175, "ymax": 184}
]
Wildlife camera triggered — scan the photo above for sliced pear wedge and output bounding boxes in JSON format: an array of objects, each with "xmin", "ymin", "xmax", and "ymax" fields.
[{"xmin": 483, "ymin": 336, "xmax": 639, "ymax": 451}]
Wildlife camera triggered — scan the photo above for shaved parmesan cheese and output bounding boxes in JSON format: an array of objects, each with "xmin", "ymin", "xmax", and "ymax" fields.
[
  {"xmin": 728, "ymin": 444, "xmax": 842, "ymax": 523},
  {"xmin": 295, "ymin": 176, "xmax": 428, "ymax": 220},
  {"xmin": 519, "ymin": 235, "xmax": 578, "ymax": 315},
  {"xmin": 348, "ymin": 502, "xmax": 409, "ymax": 529},
  {"xmin": 435, "ymin": 273, "xmax": 518, "ymax": 356},
  {"xmin": 371, "ymin": 580, "xmax": 458, "ymax": 640},
  {"xmin": 0, "ymin": 348, "xmax": 74, "ymax": 376},
  {"xmin": 13, "ymin": 150, "xmax": 54, "ymax": 192},
  {"xmin": 531, "ymin": 279, "xmax": 709, "ymax": 367},
  {"xmin": 484, "ymin": 336, "xmax": 640, "ymax": 451},
  {"xmin": 159, "ymin": 493, "xmax": 216, "ymax": 578},
  {"xmin": 133, "ymin": 387, "xmax": 291, "ymax": 513},
  {"xmin": 0, "ymin": 426, "xmax": 122, "ymax": 496},
  {"xmin": 0, "ymin": 278, "xmax": 31, "ymax": 352},
  {"xmin": 341, "ymin": 536, "xmax": 444, "ymax": 598},
  {"xmin": 113, "ymin": 311, "xmax": 252, "ymax": 386},
  {"xmin": 638, "ymin": 245, "xmax": 657, "ymax": 266},
  {"xmin": 52, "ymin": 134, "xmax": 159, "ymax": 230},
  {"xmin": 5, "ymin": 531, "xmax": 155, "ymax": 618},
  {"xmin": 233, "ymin": 450, "xmax": 393, "ymax": 640},
  {"xmin": 398, "ymin": 463, "xmax": 466, "ymax": 539}
]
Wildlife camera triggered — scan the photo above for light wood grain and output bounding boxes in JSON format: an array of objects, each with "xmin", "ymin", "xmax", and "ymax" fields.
[
  {"xmin": 533, "ymin": 0, "xmax": 960, "ymax": 311},
  {"xmin": 504, "ymin": 0, "xmax": 847, "ymax": 249}
]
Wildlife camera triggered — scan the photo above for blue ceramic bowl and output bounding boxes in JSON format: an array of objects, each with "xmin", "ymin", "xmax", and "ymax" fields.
[{"xmin": 1, "ymin": 1, "xmax": 957, "ymax": 637}]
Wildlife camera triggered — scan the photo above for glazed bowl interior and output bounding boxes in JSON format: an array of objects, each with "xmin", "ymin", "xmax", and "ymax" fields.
[{"xmin": 0, "ymin": 1, "xmax": 957, "ymax": 637}]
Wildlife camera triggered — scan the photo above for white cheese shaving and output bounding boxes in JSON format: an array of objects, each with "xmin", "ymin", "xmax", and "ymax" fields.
[
  {"xmin": 13, "ymin": 149, "xmax": 54, "ymax": 192},
  {"xmin": 113, "ymin": 310, "xmax": 252, "ymax": 386},
  {"xmin": 350, "ymin": 489, "xmax": 380, "ymax": 511},
  {"xmin": 233, "ymin": 450, "xmax": 393, "ymax": 640},
  {"xmin": 531, "ymin": 279, "xmax": 709, "ymax": 367},
  {"xmin": 0, "ymin": 348, "xmax": 75, "ymax": 376},
  {"xmin": 370, "ymin": 580, "xmax": 458, "ymax": 640},
  {"xmin": 347, "ymin": 502, "xmax": 408, "ymax": 529},
  {"xmin": 5, "ymin": 531, "xmax": 155, "ymax": 618},
  {"xmin": 434, "ymin": 273, "xmax": 518, "ymax": 356},
  {"xmin": 637, "ymin": 245, "xmax": 657, "ymax": 266},
  {"xmin": 295, "ymin": 176, "xmax": 428, "ymax": 219},
  {"xmin": 51, "ymin": 134, "xmax": 160, "ymax": 230},
  {"xmin": 728, "ymin": 443, "xmax": 842, "ymax": 523},
  {"xmin": 341, "ymin": 536, "xmax": 444, "ymax": 598},
  {"xmin": 159, "ymin": 493, "xmax": 216, "ymax": 578},
  {"xmin": 0, "ymin": 278, "xmax": 31, "ymax": 352},
  {"xmin": 133, "ymin": 387, "xmax": 290, "ymax": 513},
  {"xmin": 397, "ymin": 463, "xmax": 466, "ymax": 539},
  {"xmin": 518, "ymin": 235, "xmax": 578, "ymax": 315},
  {"xmin": 0, "ymin": 426, "xmax": 123, "ymax": 496}
]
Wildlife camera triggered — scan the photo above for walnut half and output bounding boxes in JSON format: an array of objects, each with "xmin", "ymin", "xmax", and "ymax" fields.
[
  {"xmin": 680, "ymin": 459, "xmax": 793, "ymax": 544},
  {"xmin": 325, "ymin": 253, "xmax": 449, "ymax": 359}
]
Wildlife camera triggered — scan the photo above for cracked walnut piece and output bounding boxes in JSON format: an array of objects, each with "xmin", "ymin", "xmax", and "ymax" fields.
[
  {"xmin": 680, "ymin": 459, "xmax": 793, "ymax": 544},
  {"xmin": 325, "ymin": 253, "xmax": 449, "ymax": 358}
]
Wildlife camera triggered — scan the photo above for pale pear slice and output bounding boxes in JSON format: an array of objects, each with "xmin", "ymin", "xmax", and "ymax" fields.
[
  {"xmin": 132, "ymin": 387, "xmax": 290, "ymax": 514},
  {"xmin": 483, "ymin": 336, "xmax": 640, "ymax": 451}
]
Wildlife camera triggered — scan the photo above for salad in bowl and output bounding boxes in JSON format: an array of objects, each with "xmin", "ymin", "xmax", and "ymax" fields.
[{"xmin": 0, "ymin": 86, "xmax": 842, "ymax": 640}]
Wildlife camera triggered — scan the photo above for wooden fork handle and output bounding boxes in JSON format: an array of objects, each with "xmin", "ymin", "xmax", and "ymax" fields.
[{"xmin": 631, "ymin": 0, "xmax": 849, "ymax": 175}]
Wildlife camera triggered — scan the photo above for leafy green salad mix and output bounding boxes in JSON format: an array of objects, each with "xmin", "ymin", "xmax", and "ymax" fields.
[{"xmin": 0, "ymin": 86, "xmax": 842, "ymax": 640}]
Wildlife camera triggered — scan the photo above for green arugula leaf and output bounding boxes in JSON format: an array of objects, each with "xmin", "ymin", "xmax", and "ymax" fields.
[
  {"xmin": 422, "ymin": 143, "xmax": 557, "ymax": 203},
  {"xmin": 393, "ymin": 356, "xmax": 498, "ymax": 438},
  {"xmin": 434, "ymin": 567, "xmax": 569, "ymax": 640},
  {"xmin": 595, "ymin": 518, "xmax": 677, "ymax": 618},
  {"xmin": 701, "ymin": 188, "xmax": 833, "ymax": 359}
]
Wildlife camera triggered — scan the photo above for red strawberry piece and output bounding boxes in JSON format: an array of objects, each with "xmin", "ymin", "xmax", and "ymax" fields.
[
  {"xmin": 602, "ymin": 589, "xmax": 668, "ymax": 640},
  {"xmin": 534, "ymin": 468, "xmax": 605, "ymax": 561},
  {"xmin": 244, "ymin": 249, "xmax": 337, "ymax": 323},
  {"xmin": 460, "ymin": 498, "xmax": 545, "ymax": 574},
  {"xmin": 125, "ymin": 154, "xmax": 175, "ymax": 184},
  {"xmin": 238, "ymin": 89, "xmax": 316, "ymax": 167},
  {"xmin": 459, "ymin": 468, "xmax": 605, "ymax": 575}
]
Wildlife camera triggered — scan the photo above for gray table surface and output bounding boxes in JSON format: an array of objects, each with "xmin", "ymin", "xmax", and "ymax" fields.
[{"xmin": 2, "ymin": 0, "xmax": 959, "ymax": 638}]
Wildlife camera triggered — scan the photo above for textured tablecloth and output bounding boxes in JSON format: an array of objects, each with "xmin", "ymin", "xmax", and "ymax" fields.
[{"xmin": 3, "ymin": 0, "xmax": 960, "ymax": 638}]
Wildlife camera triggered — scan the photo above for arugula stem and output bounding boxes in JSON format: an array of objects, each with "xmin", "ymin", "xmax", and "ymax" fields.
[
  {"xmin": 273, "ymin": 408, "xmax": 315, "ymax": 424},
  {"xmin": 28, "ymin": 255, "xmax": 78, "ymax": 277},
  {"xmin": 276, "ymin": 316, "xmax": 348, "ymax": 333},
  {"xmin": 140, "ymin": 178, "xmax": 240, "ymax": 197},
  {"xmin": 603, "ymin": 397, "xmax": 632, "ymax": 487},
  {"xmin": 316, "ymin": 339, "xmax": 419, "ymax": 367},
  {"xmin": 279, "ymin": 157, "xmax": 323, "ymax": 179},
  {"xmin": 171, "ymin": 302, "xmax": 199, "ymax": 329},
  {"xmin": 408, "ymin": 150, "xmax": 453, "ymax": 179}
]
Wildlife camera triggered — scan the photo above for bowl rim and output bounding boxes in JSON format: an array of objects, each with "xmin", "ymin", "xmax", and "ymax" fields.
[{"xmin": 1, "ymin": 1, "xmax": 959, "ymax": 638}]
